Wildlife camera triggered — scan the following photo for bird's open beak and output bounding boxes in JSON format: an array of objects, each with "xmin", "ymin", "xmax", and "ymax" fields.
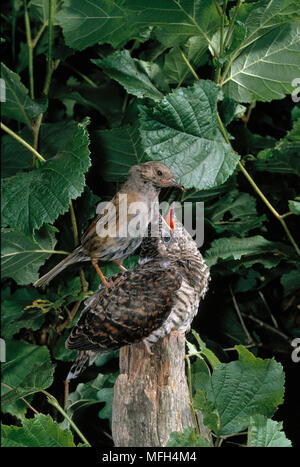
[{"xmin": 162, "ymin": 178, "xmax": 184, "ymax": 190}]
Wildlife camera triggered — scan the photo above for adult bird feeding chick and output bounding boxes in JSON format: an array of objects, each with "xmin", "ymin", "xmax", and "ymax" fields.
[
  {"xmin": 33, "ymin": 161, "xmax": 183, "ymax": 288},
  {"xmin": 65, "ymin": 208, "xmax": 210, "ymax": 381}
]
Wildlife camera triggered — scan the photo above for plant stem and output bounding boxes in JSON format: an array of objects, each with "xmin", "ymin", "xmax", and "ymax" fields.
[
  {"xmin": 32, "ymin": 22, "xmax": 48, "ymax": 48},
  {"xmin": 215, "ymin": 0, "xmax": 228, "ymax": 83},
  {"xmin": 1, "ymin": 122, "xmax": 46, "ymax": 162},
  {"xmin": 216, "ymin": 113, "xmax": 300, "ymax": 257},
  {"xmin": 43, "ymin": 0, "xmax": 56, "ymax": 95},
  {"xmin": 1, "ymin": 383, "xmax": 40, "ymax": 415},
  {"xmin": 32, "ymin": 113, "xmax": 43, "ymax": 166},
  {"xmin": 24, "ymin": 2, "xmax": 34, "ymax": 99},
  {"xmin": 42, "ymin": 390, "xmax": 91, "ymax": 446},
  {"xmin": 177, "ymin": 48, "xmax": 200, "ymax": 81},
  {"xmin": 223, "ymin": 0, "xmax": 242, "ymax": 51}
]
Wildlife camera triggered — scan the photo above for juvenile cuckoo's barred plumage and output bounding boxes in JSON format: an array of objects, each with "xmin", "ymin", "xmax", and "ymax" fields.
[
  {"xmin": 143, "ymin": 212, "xmax": 210, "ymax": 348},
  {"xmin": 65, "ymin": 213, "xmax": 210, "ymax": 380},
  {"xmin": 33, "ymin": 161, "xmax": 182, "ymax": 288}
]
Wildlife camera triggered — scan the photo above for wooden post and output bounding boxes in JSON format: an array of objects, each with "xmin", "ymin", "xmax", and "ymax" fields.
[{"xmin": 112, "ymin": 331, "xmax": 207, "ymax": 447}]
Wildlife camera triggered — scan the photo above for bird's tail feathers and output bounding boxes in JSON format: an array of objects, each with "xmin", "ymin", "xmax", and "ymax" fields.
[
  {"xmin": 33, "ymin": 246, "xmax": 85, "ymax": 287},
  {"xmin": 66, "ymin": 350, "xmax": 98, "ymax": 381}
]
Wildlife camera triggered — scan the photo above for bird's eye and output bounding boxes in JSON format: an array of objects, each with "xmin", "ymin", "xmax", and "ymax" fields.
[
  {"xmin": 163, "ymin": 236, "xmax": 171, "ymax": 244},
  {"xmin": 157, "ymin": 170, "xmax": 163, "ymax": 176}
]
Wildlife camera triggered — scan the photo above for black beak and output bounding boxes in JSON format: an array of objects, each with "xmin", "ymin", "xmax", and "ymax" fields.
[{"xmin": 164, "ymin": 178, "xmax": 184, "ymax": 190}]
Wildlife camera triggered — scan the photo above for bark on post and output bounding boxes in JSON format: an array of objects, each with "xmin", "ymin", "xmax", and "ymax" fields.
[{"xmin": 112, "ymin": 331, "xmax": 207, "ymax": 447}]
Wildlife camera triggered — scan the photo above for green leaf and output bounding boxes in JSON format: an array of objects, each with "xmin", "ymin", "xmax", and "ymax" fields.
[
  {"xmin": 247, "ymin": 414, "xmax": 292, "ymax": 447},
  {"xmin": 2, "ymin": 360, "xmax": 55, "ymax": 407},
  {"xmin": 66, "ymin": 373, "xmax": 116, "ymax": 425},
  {"xmin": 191, "ymin": 358, "xmax": 211, "ymax": 392},
  {"xmin": 94, "ymin": 124, "xmax": 146, "ymax": 182},
  {"xmin": 1, "ymin": 225, "xmax": 58, "ymax": 285},
  {"xmin": 1, "ymin": 288, "xmax": 45, "ymax": 339},
  {"xmin": 205, "ymin": 189, "xmax": 267, "ymax": 236},
  {"xmin": 139, "ymin": 80, "xmax": 239, "ymax": 190},
  {"xmin": 1, "ymin": 120, "xmax": 91, "ymax": 235},
  {"xmin": 288, "ymin": 199, "xmax": 300, "ymax": 214},
  {"xmin": 163, "ymin": 36, "xmax": 208, "ymax": 85},
  {"xmin": 203, "ymin": 346, "xmax": 285, "ymax": 436},
  {"xmin": 56, "ymin": 0, "xmax": 140, "ymax": 51},
  {"xmin": 235, "ymin": 0, "xmax": 300, "ymax": 51},
  {"xmin": 97, "ymin": 387, "xmax": 114, "ymax": 424},
  {"xmin": 1, "ymin": 63, "xmax": 46, "ymax": 125},
  {"xmin": 92, "ymin": 50, "xmax": 163, "ymax": 101},
  {"xmin": 127, "ymin": 0, "xmax": 220, "ymax": 48},
  {"xmin": 205, "ymin": 235, "xmax": 288, "ymax": 268},
  {"xmin": 1, "ymin": 414, "xmax": 76, "ymax": 447},
  {"xmin": 223, "ymin": 23, "xmax": 300, "ymax": 103},
  {"xmin": 56, "ymin": 0, "xmax": 220, "ymax": 51},
  {"xmin": 1, "ymin": 341, "xmax": 54, "ymax": 419},
  {"xmin": 167, "ymin": 427, "xmax": 211, "ymax": 447}
]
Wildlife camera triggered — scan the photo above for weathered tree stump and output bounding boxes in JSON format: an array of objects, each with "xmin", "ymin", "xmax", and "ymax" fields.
[{"xmin": 112, "ymin": 331, "xmax": 204, "ymax": 447}]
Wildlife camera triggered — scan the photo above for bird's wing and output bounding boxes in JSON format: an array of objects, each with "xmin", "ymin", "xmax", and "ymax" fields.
[{"xmin": 66, "ymin": 265, "xmax": 182, "ymax": 351}]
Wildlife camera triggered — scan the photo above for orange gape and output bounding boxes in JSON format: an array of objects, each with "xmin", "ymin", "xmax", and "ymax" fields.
[{"xmin": 165, "ymin": 207, "xmax": 175, "ymax": 231}]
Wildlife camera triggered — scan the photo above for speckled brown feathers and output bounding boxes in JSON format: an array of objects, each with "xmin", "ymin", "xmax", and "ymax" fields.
[
  {"xmin": 66, "ymin": 253, "xmax": 182, "ymax": 380},
  {"xmin": 66, "ymin": 266, "xmax": 182, "ymax": 352}
]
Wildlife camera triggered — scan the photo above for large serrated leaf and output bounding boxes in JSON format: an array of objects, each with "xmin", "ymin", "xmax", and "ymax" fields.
[
  {"xmin": 1, "ymin": 225, "xmax": 58, "ymax": 285},
  {"xmin": 1, "ymin": 121, "xmax": 91, "ymax": 235},
  {"xmin": 222, "ymin": 23, "xmax": 300, "ymax": 103},
  {"xmin": 1, "ymin": 414, "xmax": 76, "ymax": 447},
  {"xmin": 138, "ymin": 80, "xmax": 239, "ymax": 190},
  {"xmin": 94, "ymin": 124, "xmax": 146, "ymax": 182},
  {"xmin": 92, "ymin": 50, "xmax": 163, "ymax": 101},
  {"xmin": 247, "ymin": 415, "xmax": 292, "ymax": 447},
  {"xmin": 203, "ymin": 346, "xmax": 285, "ymax": 436},
  {"xmin": 1, "ymin": 63, "xmax": 46, "ymax": 124},
  {"xmin": 127, "ymin": 0, "xmax": 220, "ymax": 48}
]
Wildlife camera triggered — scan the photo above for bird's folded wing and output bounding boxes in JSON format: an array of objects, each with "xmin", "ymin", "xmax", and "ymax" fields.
[{"xmin": 66, "ymin": 266, "xmax": 182, "ymax": 351}]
